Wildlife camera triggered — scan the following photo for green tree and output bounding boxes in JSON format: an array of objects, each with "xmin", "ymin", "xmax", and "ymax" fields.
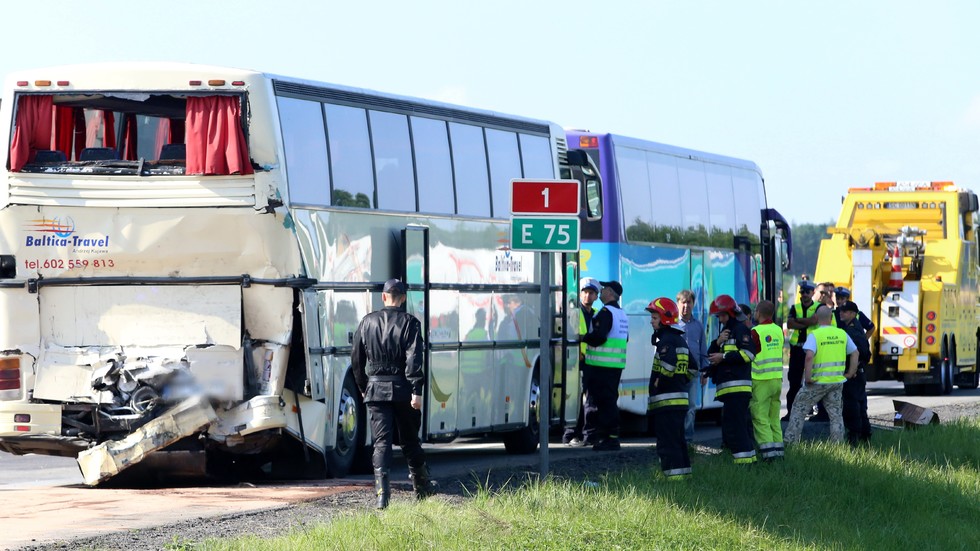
[{"xmin": 790, "ymin": 220, "xmax": 835, "ymax": 279}]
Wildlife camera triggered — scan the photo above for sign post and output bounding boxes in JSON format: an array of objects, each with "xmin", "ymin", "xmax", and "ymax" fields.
[{"xmin": 510, "ymin": 179, "xmax": 581, "ymax": 479}]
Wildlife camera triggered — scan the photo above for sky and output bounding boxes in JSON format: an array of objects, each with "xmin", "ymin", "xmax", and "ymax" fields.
[{"xmin": 2, "ymin": 1, "xmax": 979, "ymax": 225}]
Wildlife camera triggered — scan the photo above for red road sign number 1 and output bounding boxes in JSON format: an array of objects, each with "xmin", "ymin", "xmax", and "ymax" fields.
[{"xmin": 511, "ymin": 179, "xmax": 580, "ymax": 215}]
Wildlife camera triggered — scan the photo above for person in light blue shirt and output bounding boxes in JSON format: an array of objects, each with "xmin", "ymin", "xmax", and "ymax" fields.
[{"xmin": 675, "ymin": 290, "xmax": 706, "ymax": 444}]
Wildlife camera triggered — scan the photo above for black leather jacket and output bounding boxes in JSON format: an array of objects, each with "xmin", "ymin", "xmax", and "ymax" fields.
[{"xmin": 351, "ymin": 306, "xmax": 424, "ymax": 403}]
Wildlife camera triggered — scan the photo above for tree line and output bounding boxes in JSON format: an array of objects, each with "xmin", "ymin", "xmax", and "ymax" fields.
[{"xmin": 789, "ymin": 220, "xmax": 836, "ymax": 280}]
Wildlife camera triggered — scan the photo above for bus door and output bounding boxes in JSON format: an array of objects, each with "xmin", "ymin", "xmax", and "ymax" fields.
[{"xmin": 402, "ymin": 225, "xmax": 454, "ymax": 441}]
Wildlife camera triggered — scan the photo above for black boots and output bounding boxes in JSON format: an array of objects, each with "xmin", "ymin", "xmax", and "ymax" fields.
[
  {"xmin": 374, "ymin": 468, "xmax": 390, "ymax": 510},
  {"xmin": 408, "ymin": 463, "xmax": 437, "ymax": 501}
]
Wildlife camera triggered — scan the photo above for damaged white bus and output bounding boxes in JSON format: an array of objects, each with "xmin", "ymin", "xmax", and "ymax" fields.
[{"xmin": 0, "ymin": 63, "xmax": 602, "ymax": 484}]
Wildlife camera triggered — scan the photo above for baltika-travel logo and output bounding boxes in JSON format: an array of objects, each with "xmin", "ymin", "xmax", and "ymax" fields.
[
  {"xmin": 26, "ymin": 217, "xmax": 75, "ymax": 237},
  {"xmin": 24, "ymin": 217, "xmax": 110, "ymax": 249}
]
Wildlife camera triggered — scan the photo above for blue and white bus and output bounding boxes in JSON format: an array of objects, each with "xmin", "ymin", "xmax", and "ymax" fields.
[{"xmin": 566, "ymin": 131, "xmax": 791, "ymax": 416}]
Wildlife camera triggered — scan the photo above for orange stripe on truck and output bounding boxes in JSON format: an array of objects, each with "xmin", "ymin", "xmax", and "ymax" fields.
[{"xmin": 882, "ymin": 327, "xmax": 917, "ymax": 335}]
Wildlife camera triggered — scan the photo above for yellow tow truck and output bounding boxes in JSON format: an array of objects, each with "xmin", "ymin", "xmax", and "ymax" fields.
[{"xmin": 815, "ymin": 181, "xmax": 980, "ymax": 394}]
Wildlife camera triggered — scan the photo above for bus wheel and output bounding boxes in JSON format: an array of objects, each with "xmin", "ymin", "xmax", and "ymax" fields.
[
  {"xmin": 503, "ymin": 372, "xmax": 540, "ymax": 454},
  {"xmin": 327, "ymin": 373, "xmax": 366, "ymax": 477}
]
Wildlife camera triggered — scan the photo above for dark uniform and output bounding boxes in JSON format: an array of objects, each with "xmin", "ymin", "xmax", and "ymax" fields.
[
  {"xmin": 840, "ymin": 303, "xmax": 872, "ymax": 445},
  {"xmin": 786, "ymin": 296, "xmax": 819, "ymax": 417},
  {"xmin": 650, "ymin": 325, "xmax": 693, "ymax": 479},
  {"xmin": 706, "ymin": 315, "xmax": 757, "ymax": 465},
  {"xmin": 583, "ymin": 281, "xmax": 629, "ymax": 451},
  {"xmin": 351, "ymin": 285, "xmax": 433, "ymax": 509}
]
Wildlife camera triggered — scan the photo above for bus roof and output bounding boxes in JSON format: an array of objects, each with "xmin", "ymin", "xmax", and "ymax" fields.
[
  {"xmin": 5, "ymin": 62, "xmax": 557, "ymax": 134},
  {"xmin": 569, "ymin": 130, "xmax": 763, "ymax": 177}
]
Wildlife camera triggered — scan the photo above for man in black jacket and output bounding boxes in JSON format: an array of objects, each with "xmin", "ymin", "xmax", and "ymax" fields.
[{"xmin": 351, "ymin": 278, "xmax": 435, "ymax": 509}]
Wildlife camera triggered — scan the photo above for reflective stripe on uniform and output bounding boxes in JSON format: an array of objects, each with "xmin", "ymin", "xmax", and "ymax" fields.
[
  {"xmin": 715, "ymin": 379, "xmax": 752, "ymax": 396},
  {"xmin": 752, "ymin": 323, "xmax": 785, "ymax": 380},
  {"xmin": 585, "ymin": 305, "xmax": 628, "ymax": 369},
  {"xmin": 650, "ymin": 392, "xmax": 689, "ymax": 409},
  {"xmin": 664, "ymin": 467, "xmax": 692, "ymax": 478}
]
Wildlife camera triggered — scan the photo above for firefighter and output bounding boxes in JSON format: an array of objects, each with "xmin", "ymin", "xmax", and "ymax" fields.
[
  {"xmin": 748, "ymin": 300, "xmax": 785, "ymax": 460},
  {"xmin": 785, "ymin": 280, "xmax": 819, "ymax": 420},
  {"xmin": 704, "ymin": 294, "xmax": 757, "ymax": 465},
  {"xmin": 646, "ymin": 297, "xmax": 693, "ymax": 480}
]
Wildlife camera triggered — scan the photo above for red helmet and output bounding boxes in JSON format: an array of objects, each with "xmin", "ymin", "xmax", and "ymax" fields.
[
  {"xmin": 709, "ymin": 294, "xmax": 739, "ymax": 317},
  {"xmin": 645, "ymin": 297, "xmax": 679, "ymax": 326}
]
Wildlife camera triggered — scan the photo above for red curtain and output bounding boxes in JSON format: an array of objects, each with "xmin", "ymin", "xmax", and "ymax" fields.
[
  {"xmin": 185, "ymin": 96, "xmax": 253, "ymax": 175},
  {"xmin": 8, "ymin": 95, "xmax": 54, "ymax": 171},
  {"xmin": 54, "ymin": 107, "xmax": 86, "ymax": 161},
  {"xmin": 103, "ymin": 111, "xmax": 116, "ymax": 148},
  {"xmin": 121, "ymin": 115, "xmax": 138, "ymax": 161}
]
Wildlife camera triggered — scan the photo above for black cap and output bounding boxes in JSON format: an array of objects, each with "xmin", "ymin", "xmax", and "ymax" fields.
[
  {"xmin": 840, "ymin": 300, "xmax": 859, "ymax": 313},
  {"xmin": 600, "ymin": 280, "xmax": 623, "ymax": 297},
  {"xmin": 383, "ymin": 278, "xmax": 406, "ymax": 294}
]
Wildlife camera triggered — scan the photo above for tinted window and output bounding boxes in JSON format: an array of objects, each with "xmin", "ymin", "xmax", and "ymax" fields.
[
  {"xmin": 519, "ymin": 134, "xmax": 554, "ymax": 178},
  {"xmin": 615, "ymin": 146, "xmax": 654, "ymax": 242},
  {"xmin": 324, "ymin": 104, "xmax": 374, "ymax": 208},
  {"xmin": 370, "ymin": 111, "xmax": 416, "ymax": 211},
  {"xmin": 277, "ymin": 97, "xmax": 329, "ymax": 206},
  {"xmin": 732, "ymin": 167, "xmax": 764, "ymax": 242},
  {"xmin": 449, "ymin": 123, "xmax": 490, "ymax": 217},
  {"xmin": 647, "ymin": 152, "xmax": 683, "ymax": 238},
  {"xmin": 705, "ymin": 164, "xmax": 736, "ymax": 236},
  {"xmin": 411, "ymin": 117, "xmax": 455, "ymax": 214},
  {"xmin": 677, "ymin": 158, "xmax": 709, "ymax": 236},
  {"xmin": 486, "ymin": 129, "xmax": 522, "ymax": 217}
]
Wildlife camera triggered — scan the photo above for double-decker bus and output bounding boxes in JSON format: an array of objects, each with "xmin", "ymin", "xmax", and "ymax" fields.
[
  {"xmin": 566, "ymin": 131, "xmax": 791, "ymax": 417},
  {"xmin": 0, "ymin": 63, "xmax": 601, "ymax": 484}
]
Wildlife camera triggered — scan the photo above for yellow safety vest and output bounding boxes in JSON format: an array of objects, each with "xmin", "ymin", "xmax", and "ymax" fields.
[
  {"xmin": 788, "ymin": 302, "xmax": 819, "ymax": 346},
  {"xmin": 751, "ymin": 323, "xmax": 784, "ymax": 381},
  {"xmin": 585, "ymin": 305, "xmax": 628, "ymax": 369},
  {"xmin": 811, "ymin": 326, "xmax": 848, "ymax": 384}
]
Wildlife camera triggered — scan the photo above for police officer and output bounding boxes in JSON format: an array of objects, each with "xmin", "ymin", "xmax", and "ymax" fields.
[
  {"xmin": 785, "ymin": 280, "xmax": 819, "ymax": 420},
  {"xmin": 839, "ymin": 301, "xmax": 872, "ymax": 445},
  {"xmin": 834, "ymin": 286, "xmax": 875, "ymax": 339},
  {"xmin": 351, "ymin": 278, "xmax": 435, "ymax": 509},
  {"xmin": 646, "ymin": 297, "xmax": 693, "ymax": 480},
  {"xmin": 704, "ymin": 294, "xmax": 757, "ymax": 465},
  {"xmin": 564, "ymin": 277, "xmax": 601, "ymax": 446},
  {"xmin": 748, "ymin": 300, "xmax": 785, "ymax": 460},
  {"xmin": 784, "ymin": 306, "xmax": 859, "ymax": 444},
  {"xmin": 583, "ymin": 280, "xmax": 629, "ymax": 451}
]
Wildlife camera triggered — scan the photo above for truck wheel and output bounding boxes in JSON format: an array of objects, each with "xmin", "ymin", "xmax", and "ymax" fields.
[
  {"xmin": 503, "ymin": 372, "xmax": 540, "ymax": 454},
  {"xmin": 942, "ymin": 350, "xmax": 955, "ymax": 395},
  {"xmin": 326, "ymin": 373, "xmax": 367, "ymax": 477}
]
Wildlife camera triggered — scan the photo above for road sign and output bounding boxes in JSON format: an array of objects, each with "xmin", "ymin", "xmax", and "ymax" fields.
[
  {"xmin": 510, "ymin": 216, "xmax": 580, "ymax": 252},
  {"xmin": 511, "ymin": 179, "xmax": 580, "ymax": 215}
]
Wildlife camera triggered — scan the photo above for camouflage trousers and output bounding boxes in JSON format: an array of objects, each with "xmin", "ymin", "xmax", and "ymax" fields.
[{"xmin": 783, "ymin": 382, "xmax": 844, "ymax": 444}]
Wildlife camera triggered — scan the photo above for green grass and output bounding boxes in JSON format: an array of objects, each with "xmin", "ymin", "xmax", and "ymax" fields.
[{"xmin": 194, "ymin": 418, "xmax": 980, "ymax": 550}]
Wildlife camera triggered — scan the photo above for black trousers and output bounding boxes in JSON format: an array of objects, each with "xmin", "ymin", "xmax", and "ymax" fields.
[
  {"xmin": 654, "ymin": 407, "xmax": 690, "ymax": 475},
  {"xmin": 719, "ymin": 392, "xmax": 755, "ymax": 462},
  {"xmin": 584, "ymin": 365, "xmax": 623, "ymax": 440},
  {"xmin": 367, "ymin": 400, "xmax": 426, "ymax": 472},
  {"xmin": 786, "ymin": 346, "xmax": 806, "ymax": 415},
  {"xmin": 842, "ymin": 368, "xmax": 871, "ymax": 443}
]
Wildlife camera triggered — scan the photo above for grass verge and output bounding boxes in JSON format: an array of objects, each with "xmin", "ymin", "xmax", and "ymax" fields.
[{"xmin": 190, "ymin": 417, "xmax": 980, "ymax": 550}]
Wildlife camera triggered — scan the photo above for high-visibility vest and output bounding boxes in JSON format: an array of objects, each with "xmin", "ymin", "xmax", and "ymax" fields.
[
  {"xmin": 788, "ymin": 302, "xmax": 819, "ymax": 346},
  {"xmin": 811, "ymin": 325, "xmax": 848, "ymax": 384},
  {"xmin": 578, "ymin": 305, "xmax": 596, "ymax": 355},
  {"xmin": 751, "ymin": 323, "xmax": 784, "ymax": 381},
  {"xmin": 585, "ymin": 304, "xmax": 628, "ymax": 369}
]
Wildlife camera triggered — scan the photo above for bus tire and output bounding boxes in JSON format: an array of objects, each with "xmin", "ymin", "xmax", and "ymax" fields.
[
  {"xmin": 327, "ymin": 372, "xmax": 366, "ymax": 477},
  {"xmin": 503, "ymin": 370, "xmax": 540, "ymax": 454}
]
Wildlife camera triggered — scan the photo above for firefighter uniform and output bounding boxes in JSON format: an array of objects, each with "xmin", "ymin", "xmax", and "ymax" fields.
[
  {"xmin": 749, "ymin": 320, "xmax": 785, "ymax": 460},
  {"xmin": 706, "ymin": 296, "xmax": 757, "ymax": 465},
  {"xmin": 650, "ymin": 323, "xmax": 693, "ymax": 479}
]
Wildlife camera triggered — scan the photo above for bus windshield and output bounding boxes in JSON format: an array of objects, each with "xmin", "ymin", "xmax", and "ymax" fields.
[{"xmin": 8, "ymin": 91, "xmax": 252, "ymax": 176}]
